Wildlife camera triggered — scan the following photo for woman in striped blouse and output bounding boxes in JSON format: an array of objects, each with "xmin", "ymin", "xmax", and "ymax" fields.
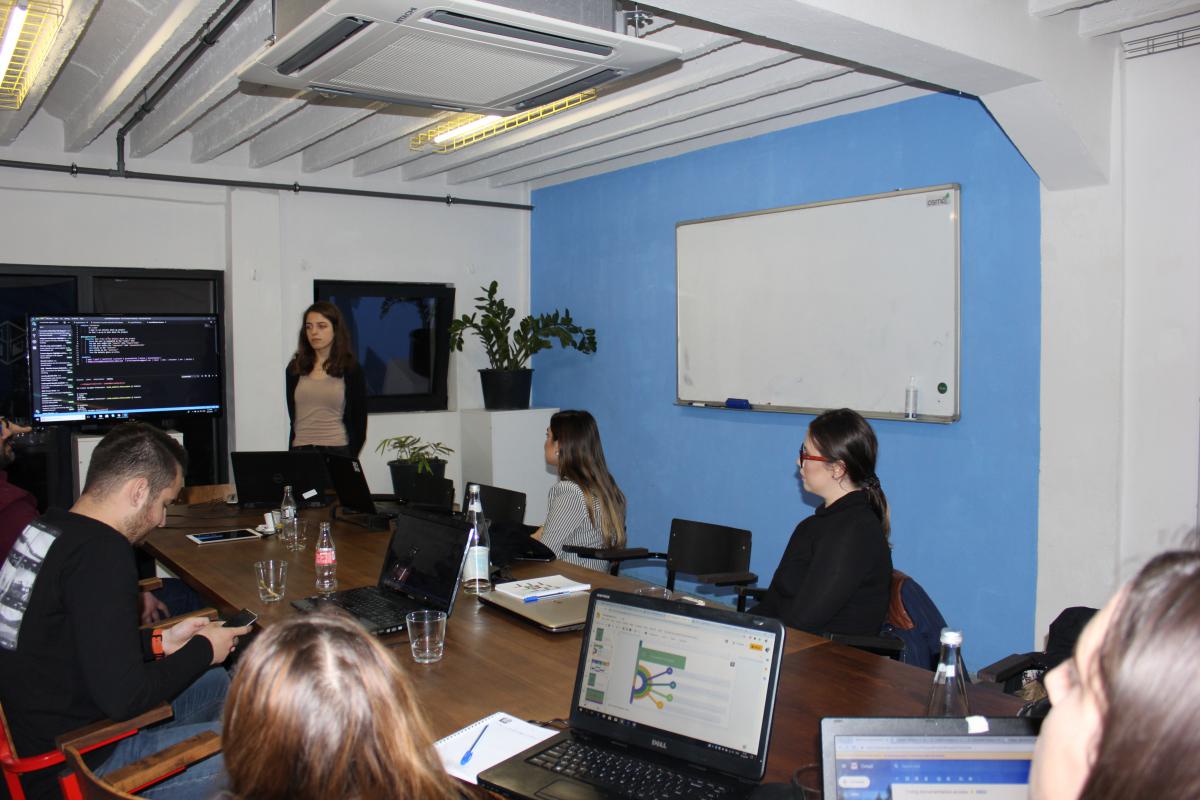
[{"xmin": 535, "ymin": 410, "xmax": 627, "ymax": 571}]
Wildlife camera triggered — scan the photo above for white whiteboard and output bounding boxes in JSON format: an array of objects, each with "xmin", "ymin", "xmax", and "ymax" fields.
[{"xmin": 676, "ymin": 185, "xmax": 960, "ymax": 422}]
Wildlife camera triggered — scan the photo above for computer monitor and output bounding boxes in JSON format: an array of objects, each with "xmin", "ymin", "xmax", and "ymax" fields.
[{"xmin": 27, "ymin": 314, "xmax": 224, "ymax": 424}]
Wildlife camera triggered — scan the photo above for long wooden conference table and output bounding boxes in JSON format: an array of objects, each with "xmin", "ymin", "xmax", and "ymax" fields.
[{"xmin": 148, "ymin": 502, "xmax": 1023, "ymax": 786}]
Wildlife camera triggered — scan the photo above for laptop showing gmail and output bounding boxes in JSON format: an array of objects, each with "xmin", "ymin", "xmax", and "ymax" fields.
[{"xmin": 479, "ymin": 589, "xmax": 785, "ymax": 799}]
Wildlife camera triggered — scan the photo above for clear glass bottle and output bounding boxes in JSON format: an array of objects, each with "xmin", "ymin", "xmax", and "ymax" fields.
[
  {"xmin": 926, "ymin": 628, "xmax": 970, "ymax": 716},
  {"xmin": 461, "ymin": 484, "xmax": 492, "ymax": 594},
  {"xmin": 314, "ymin": 521, "xmax": 338, "ymax": 595},
  {"xmin": 280, "ymin": 484, "xmax": 297, "ymax": 534}
]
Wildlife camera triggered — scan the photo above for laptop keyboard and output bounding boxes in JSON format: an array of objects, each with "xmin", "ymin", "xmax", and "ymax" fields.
[
  {"xmin": 530, "ymin": 740, "xmax": 732, "ymax": 800},
  {"xmin": 328, "ymin": 588, "xmax": 408, "ymax": 634}
]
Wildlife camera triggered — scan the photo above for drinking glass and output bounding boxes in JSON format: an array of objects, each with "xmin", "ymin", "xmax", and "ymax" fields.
[{"xmin": 255, "ymin": 559, "xmax": 287, "ymax": 603}]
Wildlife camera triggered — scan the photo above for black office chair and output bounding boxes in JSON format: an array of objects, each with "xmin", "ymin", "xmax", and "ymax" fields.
[{"xmin": 569, "ymin": 518, "xmax": 757, "ymax": 591}]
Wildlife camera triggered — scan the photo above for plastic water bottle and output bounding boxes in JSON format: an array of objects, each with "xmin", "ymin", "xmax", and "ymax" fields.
[
  {"xmin": 314, "ymin": 521, "xmax": 337, "ymax": 595},
  {"xmin": 926, "ymin": 628, "xmax": 970, "ymax": 716},
  {"xmin": 904, "ymin": 377, "xmax": 918, "ymax": 420},
  {"xmin": 280, "ymin": 484, "xmax": 297, "ymax": 534},
  {"xmin": 461, "ymin": 484, "xmax": 492, "ymax": 594}
]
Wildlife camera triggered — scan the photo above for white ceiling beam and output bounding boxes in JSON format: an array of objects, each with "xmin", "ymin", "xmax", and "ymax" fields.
[
  {"xmin": 128, "ymin": 0, "xmax": 273, "ymax": 158},
  {"xmin": 1078, "ymin": 0, "xmax": 1200, "ymax": 37},
  {"xmin": 248, "ymin": 101, "xmax": 382, "ymax": 167},
  {"xmin": 646, "ymin": 0, "xmax": 1115, "ymax": 188},
  {"xmin": 1029, "ymin": 0, "xmax": 1096, "ymax": 17},
  {"xmin": 441, "ymin": 59, "xmax": 847, "ymax": 185},
  {"xmin": 61, "ymin": 0, "xmax": 229, "ymax": 151},
  {"xmin": 402, "ymin": 40, "xmax": 797, "ymax": 181},
  {"xmin": 0, "ymin": 0, "xmax": 101, "ymax": 145},
  {"xmin": 301, "ymin": 110, "xmax": 440, "ymax": 172},
  {"xmin": 487, "ymin": 72, "xmax": 899, "ymax": 187},
  {"xmin": 190, "ymin": 92, "xmax": 305, "ymax": 162}
]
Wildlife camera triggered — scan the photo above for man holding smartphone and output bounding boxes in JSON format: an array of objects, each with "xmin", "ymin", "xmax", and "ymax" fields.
[{"xmin": 0, "ymin": 423, "xmax": 250, "ymax": 800}]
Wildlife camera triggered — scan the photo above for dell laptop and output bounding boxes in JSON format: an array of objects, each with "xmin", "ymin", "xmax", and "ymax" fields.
[
  {"xmin": 820, "ymin": 716, "xmax": 1042, "ymax": 800},
  {"xmin": 478, "ymin": 590, "xmax": 786, "ymax": 799},
  {"xmin": 230, "ymin": 450, "xmax": 332, "ymax": 508},
  {"xmin": 290, "ymin": 506, "xmax": 470, "ymax": 636}
]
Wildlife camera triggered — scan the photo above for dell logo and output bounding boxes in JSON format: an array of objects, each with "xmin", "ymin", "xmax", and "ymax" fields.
[{"xmin": 651, "ymin": 739, "xmax": 668, "ymax": 750}]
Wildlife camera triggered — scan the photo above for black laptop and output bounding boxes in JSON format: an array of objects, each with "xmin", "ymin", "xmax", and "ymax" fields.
[
  {"xmin": 820, "ymin": 716, "xmax": 1042, "ymax": 799},
  {"xmin": 479, "ymin": 590, "xmax": 786, "ymax": 799},
  {"xmin": 290, "ymin": 507, "xmax": 470, "ymax": 636},
  {"xmin": 230, "ymin": 451, "xmax": 332, "ymax": 508},
  {"xmin": 463, "ymin": 482, "xmax": 554, "ymax": 565}
]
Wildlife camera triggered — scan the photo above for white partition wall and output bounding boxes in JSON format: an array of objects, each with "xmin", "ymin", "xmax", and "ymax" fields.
[{"xmin": 460, "ymin": 408, "xmax": 558, "ymax": 525}]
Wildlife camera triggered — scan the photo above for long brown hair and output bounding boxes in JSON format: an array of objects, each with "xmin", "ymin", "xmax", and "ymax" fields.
[
  {"xmin": 1079, "ymin": 550, "xmax": 1200, "ymax": 800},
  {"xmin": 222, "ymin": 612, "xmax": 461, "ymax": 800},
  {"xmin": 289, "ymin": 301, "xmax": 356, "ymax": 377},
  {"xmin": 549, "ymin": 410, "xmax": 626, "ymax": 548},
  {"xmin": 807, "ymin": 408, "xmax": 890, "ymax": 537}
]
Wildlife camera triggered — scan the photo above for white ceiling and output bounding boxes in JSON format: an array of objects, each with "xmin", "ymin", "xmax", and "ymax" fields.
[{"xmin": 0, "ymin": 0, "xmax": 1195, "ymax": 193}]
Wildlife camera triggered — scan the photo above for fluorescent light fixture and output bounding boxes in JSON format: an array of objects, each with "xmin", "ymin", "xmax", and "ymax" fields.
[
  {"xmin": 0, "ymin": 1, "xmax": 29, "ymax": 77},
  {"xmin": 433, "ymin": 114, "xmax": 502, "ymax": 144}
]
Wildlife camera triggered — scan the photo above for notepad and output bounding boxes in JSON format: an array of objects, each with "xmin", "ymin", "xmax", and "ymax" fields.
[
  {"xmin": 494, "ymin": 575, "xmax": 591, "ymax": 602},
  {"xmin": 436, "ymin": 712, "xmax": 557, "ymax": 784}
]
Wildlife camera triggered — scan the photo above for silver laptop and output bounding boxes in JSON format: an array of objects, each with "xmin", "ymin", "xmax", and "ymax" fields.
[
  {"xmin": 479, "ymin": 588, "xmax": 590, "ymax": 632},
  {"xmin": 479, "ymin": 590, "xmax": 786, "ymax": 799},
  {"xmin": 820, "ymin": 716, "xmax": 1042, "ymax": 799}
]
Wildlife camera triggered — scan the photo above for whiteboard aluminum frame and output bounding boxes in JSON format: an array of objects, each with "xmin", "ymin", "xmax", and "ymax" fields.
[{"xmin": 674, "ymin": 184, "xmax": 961, "ymax": 423}]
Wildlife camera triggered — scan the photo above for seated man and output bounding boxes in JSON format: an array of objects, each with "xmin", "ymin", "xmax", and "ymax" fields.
[
  {"xmin": 0, "ymin": 423, "xmax": 248, "ymax": 800},
  {"xmin": 0, "ymin": 416, "xmax": 38, "ymax": 562}
]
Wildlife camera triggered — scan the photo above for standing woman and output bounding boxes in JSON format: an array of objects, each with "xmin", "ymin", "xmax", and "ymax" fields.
[
  {"xmin": 750, "ymin": 408, "xmax": 892, "ymax": 635},
  {"xmin": 537, "ymin": 410, "xmax": 627, "ymax": 571},
  {"xmin": 286, "ymin": 302, "xmax": 367, "ymax": 457}
]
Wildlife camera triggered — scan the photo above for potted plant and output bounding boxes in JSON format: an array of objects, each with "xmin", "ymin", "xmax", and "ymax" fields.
[
  {"xmin": 375, "ymin": 435, "xmax": 453, "ymax": 500},
  {"xmin": 448, "ymin": 280, "xmax": 597, "ymax": 409}
]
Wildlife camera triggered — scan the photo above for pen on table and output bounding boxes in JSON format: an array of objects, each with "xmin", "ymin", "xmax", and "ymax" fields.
[
  {"xmin": 524, "ymin": 590, "xmax": 582, "ymax": 603},
  {"xmin": 460, "ymin": 724, "xmax": 488, "ymax": 765}
]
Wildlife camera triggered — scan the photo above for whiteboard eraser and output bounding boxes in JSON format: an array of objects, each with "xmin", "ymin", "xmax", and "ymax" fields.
[{"xmin": 725, "ymin": 398, "xmax": 751, "ymax": 409}]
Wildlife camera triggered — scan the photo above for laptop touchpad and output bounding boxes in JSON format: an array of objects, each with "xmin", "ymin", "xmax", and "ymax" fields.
[{"xmin": 536, "ymin": 779, "xmax": 599, "ymax": 800}]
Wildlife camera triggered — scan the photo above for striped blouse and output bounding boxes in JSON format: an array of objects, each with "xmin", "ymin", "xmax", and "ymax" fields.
[{"xmin": 541, "ymin": 480, "xmax": 609, "ymax": 572}]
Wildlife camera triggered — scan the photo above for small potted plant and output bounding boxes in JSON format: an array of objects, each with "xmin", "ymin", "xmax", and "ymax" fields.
[
  {"xmin": 448, "ymin": 280, "xmax": 597, "ymax": 409},
  {"xmin": 375, "ymin": 435, "xmax": 453, "ymax": 499}
]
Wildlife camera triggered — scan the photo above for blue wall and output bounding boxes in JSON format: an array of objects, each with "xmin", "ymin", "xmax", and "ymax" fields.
[{"xmin": 529, "ymin": 93, "xmax": 1040, "ymax": 667}]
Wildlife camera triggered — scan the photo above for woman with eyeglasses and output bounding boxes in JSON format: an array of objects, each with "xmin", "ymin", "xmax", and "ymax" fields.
[{"xmin": 749, "ymin": 408, "xmax": 892, "ymax": 635}]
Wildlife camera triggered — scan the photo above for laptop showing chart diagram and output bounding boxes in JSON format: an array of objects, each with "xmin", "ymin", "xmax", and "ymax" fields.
[{"xmin": 479, "ymin": 589, "xmax": 786, "ymax": 799}]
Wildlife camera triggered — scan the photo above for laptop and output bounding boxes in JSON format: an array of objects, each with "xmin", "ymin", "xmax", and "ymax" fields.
[
  {"xmin": 478, "ymin": 587, "xmax": 590, "ymax": 633},
  {"xmin": 324, "ymin": 454, "xmax": 403, "ymax": 530},
  {"xmin": 463, "ymin": 482, "xmax": 555, "ymax": 565},
  {"xmin": 290, "ymin": 507, "xmax": 470, "ymax": 636},
  {"xmin": 820, "ymin": 716, "xmax": 1042, "ymax": 799},
  {"xmin": 478, "ymin": 590, "xmax": 786, "ymax": 799},
  {"xmin": 230, "ymin": 451, "xmax": 333, "ymax": 508}
]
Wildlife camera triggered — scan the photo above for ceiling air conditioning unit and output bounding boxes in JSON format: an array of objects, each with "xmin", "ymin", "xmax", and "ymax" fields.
[{"xmin": 240, "ymin": 0, "xmax": 681, "ymax": 114}]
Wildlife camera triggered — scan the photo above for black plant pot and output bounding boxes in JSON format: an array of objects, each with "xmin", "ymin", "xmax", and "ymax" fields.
[
  {"xmin": 479, "ymin": 368, "xmax": 533, "ymax": 410},
  {"xmin": 388, "ymin": 458, "xmax": 447, "ymax": 500}
]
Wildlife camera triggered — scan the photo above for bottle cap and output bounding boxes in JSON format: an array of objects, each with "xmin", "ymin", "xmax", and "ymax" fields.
[{"xmin": 939, "ymin": 628, "xmax": 963, "ymax": 646}]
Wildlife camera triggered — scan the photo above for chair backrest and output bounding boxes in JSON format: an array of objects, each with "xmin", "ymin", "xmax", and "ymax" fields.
[
  {"xmin": 62, "ymin": 745, "xmax": 135, "ymax": 800},
  {"xmin": 665, "ymin": 519, "xmax": 752, "ymax": 576},
  {"xmin": 882, "ymin": 570, "xmax": 949, "ymax": 670}
]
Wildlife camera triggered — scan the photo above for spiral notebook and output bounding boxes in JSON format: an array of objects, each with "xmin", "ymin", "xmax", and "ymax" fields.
[{"xmin": 435, "ymin": 712, "xmax": 557, "ymax": 784}]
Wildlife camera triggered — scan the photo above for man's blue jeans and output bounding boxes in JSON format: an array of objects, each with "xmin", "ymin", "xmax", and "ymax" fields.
[{"xmin": 94, "ymin": 667, "xmax": 229, "ymax": 799}]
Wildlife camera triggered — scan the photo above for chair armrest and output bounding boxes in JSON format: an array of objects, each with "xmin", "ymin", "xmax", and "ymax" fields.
[
  {"xmin": 694, "ymin": 571, "xmax": 758, "ymax": 587},
  {"xmin": 140, "ymin": 607, "xmax": 219, "ymax": 631},
  {"xmin": 103, "ymin": 731, "xmax": 221, "ymax": 794},
  {"xmin": 736, "ymin": 586, "xmax": 768, "ymax": 612},
  {"xmin": 827, "ymin": 633, "xmax": 905, "ymax": 658},
  {"xmin": 562, "ymin": 546, "xmax": 655, "ymax": 562},
  {"xmin": 56, "ymin": 703, "xmax": 174, "ymax": 752},
  {"xmin": 977, "ymin": 652, "xmax": 1042, "ymax": 685},
  {"xmin": 138, "ymin": 577, "xmax": 164, "ymax": 592}
]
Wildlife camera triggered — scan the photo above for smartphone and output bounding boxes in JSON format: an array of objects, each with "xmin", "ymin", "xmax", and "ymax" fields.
[
  {"xmin": 222, "ymin": 608, "xmax": 258, "ymax": 628},
  {"xmin": 185, "ymin": 528, "xmax": 262, "ymax": 545}
]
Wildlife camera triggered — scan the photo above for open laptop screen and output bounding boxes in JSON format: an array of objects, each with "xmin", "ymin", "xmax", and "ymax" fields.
[
  {"xmin": 570, "ymin": 591, "xmax": 784, "ymax": 781},
  {"xmin": 378, "ymin": 510, "xmax": 470, "ymax": 611},
  {"xmin": 822, "ymin": 717, "xmax": 1040, "ymax": 800}
]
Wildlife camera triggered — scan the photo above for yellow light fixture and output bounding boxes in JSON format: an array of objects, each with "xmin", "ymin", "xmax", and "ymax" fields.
[
  {"xmin": 409, "ymin": 89, "xmax": 598, "ymax": 154},
  {"xmin": 0, "ymin": 0, "xmax": 65, "ymax": 111}
]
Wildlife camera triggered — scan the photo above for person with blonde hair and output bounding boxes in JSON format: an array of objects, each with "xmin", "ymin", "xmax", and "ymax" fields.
[
  {"xmin": 536, "ymin": 410, "xmax": 627, "ymax": 571},
  {"xmin": 221, "ymin": 612, "xmax": 462, "ymax": 800}
]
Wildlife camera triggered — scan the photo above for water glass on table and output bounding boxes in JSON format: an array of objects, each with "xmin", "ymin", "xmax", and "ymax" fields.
[
  {"xmin": 255, "ymin": 559, "xmax": 287, "ymax": 603},
  {"xmin": 285, "ymin": 518, "xmax": 309, "ymax": 552},
  {"xmin": 405, "ymin": 609, "xmax": 447, "ymax": 663}
]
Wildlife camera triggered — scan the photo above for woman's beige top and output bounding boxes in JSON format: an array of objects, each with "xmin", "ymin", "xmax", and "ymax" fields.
[{"xmin": 292, "ymin": 373, "xmax": 347, "ymax": 447}]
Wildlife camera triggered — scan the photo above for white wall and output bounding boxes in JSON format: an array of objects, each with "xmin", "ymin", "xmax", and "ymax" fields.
[
  {"xmin": 0, "ymin": 110, "xmax": 531, "ymax": 497},
  {"xmin": 1118, "ymin": 44, "xmax": 1200, "ymax": 576}
]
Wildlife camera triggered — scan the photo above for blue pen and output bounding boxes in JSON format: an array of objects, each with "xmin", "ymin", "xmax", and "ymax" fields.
[
  {"xmin": 460, "ymin": 724, "xmax": 488, "ymax": 765},
  {"xmin": 524, "ymin": 590, "xmax": 576, "ymax": 603}
]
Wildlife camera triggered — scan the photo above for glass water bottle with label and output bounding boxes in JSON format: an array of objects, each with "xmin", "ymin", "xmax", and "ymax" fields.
[{"xmin": 461, "ymin": 484, "xmax": 492, "ymax": 594}]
